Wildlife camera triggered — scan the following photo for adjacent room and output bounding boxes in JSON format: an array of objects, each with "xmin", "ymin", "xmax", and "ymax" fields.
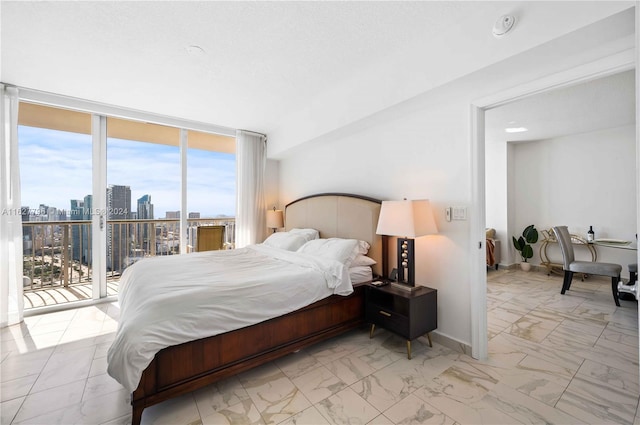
[
  {"xmin": 486, "ymin": 69, "xmax": 636, "ymax": 273},
  {"xmin": 1, "ymin": 2, "xmax": 638, "ymax": 424}
]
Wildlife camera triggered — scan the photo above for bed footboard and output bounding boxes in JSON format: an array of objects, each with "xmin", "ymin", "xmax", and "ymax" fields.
[{"xmin": 130, "ymin": 285, "xmax": 365, "ymax": 424}]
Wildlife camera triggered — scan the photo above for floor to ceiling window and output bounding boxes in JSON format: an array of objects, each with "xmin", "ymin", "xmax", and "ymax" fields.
[
  {"xmin": 18, "ymin": 103, "xmax": 94, "ymax": 309},
  {"xmin": 17, "ymin": 101, "xmax": 236, "ymax": 311},
  {"xmin": 187, "ymin": 130, "xmax": 236, "ymax": 249},
  {"xmin": 106, "ymin": 118, "xmax": 180, "ymax": 279}
]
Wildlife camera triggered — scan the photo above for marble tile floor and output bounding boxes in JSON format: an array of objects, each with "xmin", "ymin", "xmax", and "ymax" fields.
[{"xmin": 1, "ymin": 269, "xmax": 638, "ymax": 424}]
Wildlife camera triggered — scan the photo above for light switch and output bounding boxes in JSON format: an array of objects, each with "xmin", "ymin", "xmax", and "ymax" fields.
[
  {"xmin": 445, "ymin": 207, "xmax": 451, "ymax": 222},
  {"xmin": 452, "ymin": 206, "xmax": 467, "ymax": 220}
]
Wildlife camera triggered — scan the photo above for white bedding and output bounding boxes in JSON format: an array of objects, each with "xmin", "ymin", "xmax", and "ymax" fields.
[{"xmin": 107, "ymin": 244, "xmax": 353, "ymax": 392}]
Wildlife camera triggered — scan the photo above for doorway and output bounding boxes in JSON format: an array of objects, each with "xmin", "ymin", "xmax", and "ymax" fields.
[{"xmin": 469, "ymin": 51, "xmax": 636, "ymax": 360}]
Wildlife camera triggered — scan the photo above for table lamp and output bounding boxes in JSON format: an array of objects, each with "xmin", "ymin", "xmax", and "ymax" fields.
[
  {"xmin": 266, "ymin": 207, "xmax": 284, "ymax": 233},
  {"xmin": 376, "ymin": 199, "xmax": 438, "ymax": 290}
]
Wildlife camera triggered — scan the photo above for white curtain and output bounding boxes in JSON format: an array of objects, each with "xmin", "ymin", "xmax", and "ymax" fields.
[
  {"xmin": 0, "ymin": 85, "xmax": 23, "ymax": 327},
  {"xmin": 235, "ymin": 130, "xmax": 267, "ymax": 248}
]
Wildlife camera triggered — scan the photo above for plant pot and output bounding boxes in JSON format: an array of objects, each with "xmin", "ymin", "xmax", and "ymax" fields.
[{"xmin": 520, "ymin": 262, "xmax": 531, "ymax": 272}]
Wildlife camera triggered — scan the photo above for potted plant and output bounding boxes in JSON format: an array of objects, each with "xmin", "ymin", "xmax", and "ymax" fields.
[{"xmin": 512, "ymin": 224, "xmax": 538, "ymax": 271}]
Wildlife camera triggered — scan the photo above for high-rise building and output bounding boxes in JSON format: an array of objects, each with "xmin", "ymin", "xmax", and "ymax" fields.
[
  {"xmin": 21, "ymin": 206, "xmax": 32, "ymax": 254},
  {"xmin": 37, "ymin": 204, "xmax": 49, "ymax": 221},
  {"xmin": 21, "ymin": 206, "xmax": 30, "ymax": 222},
  {"xmin": 44, "ymin": 205, "xmax": 64, "ymax": 221},
  {"xmin": 107, "ymin": 185, "xmax": 131, "ymax": 273},
  {"xmin": 70, "ymin": 199, "xmax": 84, "ymax": 261},
  {"xmin": 137, "ymin": 194, "xmax": 153, "ymax": 220},
  {"xmin": 188, "ymin": 212, "xmax": 200, "ymax": 219},
  {"xmin": 107, "ymin": 185, "xmax": 131, "ymax": 220},
  {"xmin": 136, "ymin": 195, "xmax": 154, "ymax": 252},
  {"xmin": 165, "ymin": 211, "xmax": 180, "ymax": 219},
  {"xmin": 82, "ymin": 195, "xmax": 92, "ymax": 265},
  {"xmin": 83, "ymin": 195, "xmax": 93, "ymax": 220},
  {"xmin": 70, "ymin": 200, "xmax": 83, "ymax": 219}
]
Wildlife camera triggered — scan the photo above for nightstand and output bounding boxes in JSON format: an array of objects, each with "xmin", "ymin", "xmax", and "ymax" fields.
[{"xmin": 365, "ymin": 283, "xmax": 437, "ymax": 359}]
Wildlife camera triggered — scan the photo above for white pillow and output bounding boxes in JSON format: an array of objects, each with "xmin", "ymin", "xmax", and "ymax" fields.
[
  {"xmin": 297, "ymin": 238, "xmax": 360, "ymax": 267},
  {"xmin": 349, "ymin": 266, "xmax": 373, "ymax": 284},
  {"xmin": 262, "ymin": 232, "xmax": 308, "ymax": 251},
  {"xmin": 289, "ymin": 228, "xmax": 320, "ymax": 242},
  {"xmin": 357, "ymin": 240, "xmax": 371, "ymax": 255},
  {"xmin": 351, "ymin": 255, "xmax": 377, "ymax": 267}
]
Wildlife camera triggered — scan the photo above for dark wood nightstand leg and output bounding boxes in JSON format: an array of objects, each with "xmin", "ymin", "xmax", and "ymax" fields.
[
  {"xmin": 369, "ymin": 324, "xmax": 375, "ymax": 339},
  {"xmin": 407, "ymin": 340, "xmax": 411, "ymax": 359},
  {"xmin": 426, "ymin": 332, "xmax": 433, "ymax": 347}
]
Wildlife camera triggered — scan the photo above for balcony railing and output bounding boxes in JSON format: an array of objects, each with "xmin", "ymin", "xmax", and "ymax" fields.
[{"xmin": 21, "ymin": 218, "xmax": 236, "ymax": 298}]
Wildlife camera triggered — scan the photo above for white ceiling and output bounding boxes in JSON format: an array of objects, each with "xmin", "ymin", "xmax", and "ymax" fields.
[
  {"xmin": 1, "ymin": 1, "xmax": 634, "ymax": 150},
  {"xmin": 486, "ymin": 69, "xmax": 636, "ymax": 144}
]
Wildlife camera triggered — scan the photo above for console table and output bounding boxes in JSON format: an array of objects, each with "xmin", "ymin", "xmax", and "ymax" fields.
[{"xmin": 539, "ymin": 229, "xmax": 597, "ymax": 277}]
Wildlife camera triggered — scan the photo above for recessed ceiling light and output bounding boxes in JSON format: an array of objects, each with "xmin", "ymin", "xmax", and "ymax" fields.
[{"xmin": 505, "ymin": 127, "xmax": 528, "ymax": 133}]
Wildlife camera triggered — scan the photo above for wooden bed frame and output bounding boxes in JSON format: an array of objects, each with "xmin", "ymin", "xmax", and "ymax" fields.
[{"xmin": 129, "ymin": 193, "xmax": 384, "ymax": 424}]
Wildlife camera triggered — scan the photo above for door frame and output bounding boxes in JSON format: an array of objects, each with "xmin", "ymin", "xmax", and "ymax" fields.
[{"xmin": 468, "ymin": 47, "xmax": 635, "ymax": 360}]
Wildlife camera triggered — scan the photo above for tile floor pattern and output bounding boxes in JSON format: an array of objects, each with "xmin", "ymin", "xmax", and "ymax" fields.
[{"xmin": 1, "ymin": 269, "xmax": 639, "ymax": 424}]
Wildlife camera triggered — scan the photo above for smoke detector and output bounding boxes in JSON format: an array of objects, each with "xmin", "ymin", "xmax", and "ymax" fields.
[{"xmin": 493, "ymin": 15, "xmax": 516, "ymax": 38}]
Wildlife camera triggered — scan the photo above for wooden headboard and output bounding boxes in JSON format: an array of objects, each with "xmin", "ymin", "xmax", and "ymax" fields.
[{"xmin": 285, "ymin": 193, "xmax": 383, "ymax": 277}]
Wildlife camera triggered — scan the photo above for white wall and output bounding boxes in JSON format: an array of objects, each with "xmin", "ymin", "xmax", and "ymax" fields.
[
  {"xmin": 273, "ymin": 9, "xmax": 635, "ymax": 347},
  {"xmin": 263, "ymin": 159, "xmax": 280, "ymax": 241},
  {"xmin": 485, "ymin": 138, "xmax": 509, "ymax": 261},
  {"xmin": 264, "ymin": 159, "xmax": 280, "ymax": 210},
  {"xmin": 279, "ymin": 98, "xmax": 472, "ymax": 345},
  {"xmin": 267, "ymin": 5, "xmax": 634, "ymax": 158},
  {"xmin": 512, "ymin": 125, "xmax": 636, "ymax": 273}
]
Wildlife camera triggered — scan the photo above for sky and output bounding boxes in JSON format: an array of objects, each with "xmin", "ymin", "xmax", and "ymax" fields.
[{"xmin": 19, "ymin": 126, "xmax": 236, "ymax": 218}]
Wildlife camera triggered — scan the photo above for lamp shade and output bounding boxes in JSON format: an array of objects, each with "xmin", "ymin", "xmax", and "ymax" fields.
[
  {"xmin": 376, "ymin": 199, "xmax": 438, "ymax": 237},
  {"xmin": 266, "ymin": 209, "xmax": 284, "ymax": 229}
]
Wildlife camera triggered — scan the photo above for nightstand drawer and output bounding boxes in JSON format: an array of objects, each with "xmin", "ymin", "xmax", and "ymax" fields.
[
  {"xmin": 365, "ymin": 303, "xmax": 408, "ymax": 336},
  {"xmin": 366, "ymin": 289, "xmax": 409, "ymax": 316}
]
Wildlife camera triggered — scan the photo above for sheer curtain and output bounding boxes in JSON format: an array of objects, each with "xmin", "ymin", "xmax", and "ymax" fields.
[
  {"xmin": 235, "ymin": 130, "xmax": 267, "ymax": 248},
  {"xmin": 0, "ymin": 85, "xmax": 23, "ymax": 327}
]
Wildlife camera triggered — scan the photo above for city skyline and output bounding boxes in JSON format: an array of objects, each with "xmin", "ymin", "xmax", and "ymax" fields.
[
  {"xmin": 18, "ymin": 125, "xmax": 236, "ymax": 218},
  {"xmin": 21, "ymin": 189, "xmax": 233, "ymax": 221}
]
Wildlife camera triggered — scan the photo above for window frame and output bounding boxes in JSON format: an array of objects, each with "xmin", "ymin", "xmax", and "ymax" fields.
[{"xmin": 17, "ymin": 88, "xmax": 236, "ymax": 302}]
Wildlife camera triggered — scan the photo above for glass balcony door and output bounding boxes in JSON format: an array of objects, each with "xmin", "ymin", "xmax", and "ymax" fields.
[
  {"xmin": 105, "ymin": 117, "xmax": 180, "ymax": 282},
  {"xmin": 17, "ymin": 98, "xmax": 236, "ymax": 311},
  {"xmin": 18, "ymin": 104, "xmax": 98, "ymax": 308}
]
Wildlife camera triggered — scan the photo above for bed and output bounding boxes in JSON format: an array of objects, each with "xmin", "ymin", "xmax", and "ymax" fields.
[{"xmin": 108, "ymin": 193, "xmax": 384, "ymax": 424}]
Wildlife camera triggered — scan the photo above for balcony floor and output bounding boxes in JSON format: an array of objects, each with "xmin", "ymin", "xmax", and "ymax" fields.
[{"xmin": 23, "ymin": 281, "xmax": 119, "ymax": 309}]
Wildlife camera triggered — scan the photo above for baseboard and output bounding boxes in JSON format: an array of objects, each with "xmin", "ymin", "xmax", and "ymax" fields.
[
  {"xmin": 426, "ymin": 331, "xmax": 472, "ymax": 356},
  {"xmin": 496, "ymin": 263, "xmax": 547, "ymax": 273}
]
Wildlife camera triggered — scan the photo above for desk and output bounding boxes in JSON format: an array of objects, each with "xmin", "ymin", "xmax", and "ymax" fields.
[
  {"xmin": 540, "ymin": 230, "xmax": 638, "ymax": 299},
  {"xmin": 592, "ymin": 240, "xmax": 638, "ymax": 300},
  {"xmin": 539, "ymin": 229, "xmax": 596, "ymax": 276},
  {"xmin": 591, "ymin": 240, "xmax": 637, "ymax": 250}
]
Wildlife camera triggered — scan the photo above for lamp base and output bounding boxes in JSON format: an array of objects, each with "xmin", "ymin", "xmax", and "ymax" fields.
[{"xmin": 391, "ymin": 281, "xmax": 420, "ymax": 292}]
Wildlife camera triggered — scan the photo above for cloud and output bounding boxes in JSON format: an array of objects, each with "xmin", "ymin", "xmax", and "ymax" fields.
[
  {"xmin": 19, "ymin": 126, "xmax": 93, "ymax": 209},
  {"xmin": 19, "ymin": 126, "xmax": 236, "ymax": 217}
]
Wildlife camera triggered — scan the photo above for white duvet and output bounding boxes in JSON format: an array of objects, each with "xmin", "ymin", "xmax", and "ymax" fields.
[{"xmin": 107, "ymin": 244, "xmax": 353, "ymax": 392}]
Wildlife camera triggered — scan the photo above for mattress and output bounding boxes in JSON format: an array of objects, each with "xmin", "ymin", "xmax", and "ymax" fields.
[{"xmin": 107, "ymin": 244, "xmax": 353, "ymax": 392}]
